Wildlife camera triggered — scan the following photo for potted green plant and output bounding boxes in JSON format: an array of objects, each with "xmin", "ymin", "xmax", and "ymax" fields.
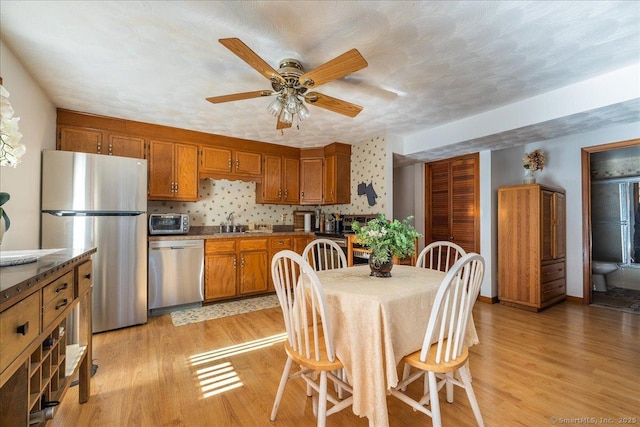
[{"xmin": 352, "ymin": 214, "xmax": 421, "ymax": 277}]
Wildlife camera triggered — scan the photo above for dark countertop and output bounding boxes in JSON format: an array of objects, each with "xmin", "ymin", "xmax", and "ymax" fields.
[
  {"xmin": 148, "ymin": 225, "xmax": 316, "ymax": 241},
  {"xmin": 0, "ymin": 247, "xmax": 97, "ymax": 308}
]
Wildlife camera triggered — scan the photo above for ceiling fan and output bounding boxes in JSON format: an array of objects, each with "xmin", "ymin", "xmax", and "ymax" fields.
[{"xmin": 206, "ymin": 38, "xmax": 368, "ymax": 130}]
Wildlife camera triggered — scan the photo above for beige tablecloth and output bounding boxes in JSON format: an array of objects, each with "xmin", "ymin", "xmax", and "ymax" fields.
[{"xmin": 316, "ymin": 265, "xmax": 479, "ymax": 427}]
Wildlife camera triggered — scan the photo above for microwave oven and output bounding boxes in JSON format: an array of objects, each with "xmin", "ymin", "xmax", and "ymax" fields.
[{"xmin": 148, "ymin": 213, "xmax": 190, "ymax": 235}]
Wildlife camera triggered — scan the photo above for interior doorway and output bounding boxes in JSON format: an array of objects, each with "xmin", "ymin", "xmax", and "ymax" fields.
[{"xmin": 582, "ymin": 139, "xmax": 640, "ymax": 310}]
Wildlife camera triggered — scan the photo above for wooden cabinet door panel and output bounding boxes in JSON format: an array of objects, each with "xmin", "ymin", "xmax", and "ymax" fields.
[
  {"xmin": 283, "ymin": 158, "xmax": 300, "ymax": 204},
  {"xmin": 109, "ymin": 135, "xmax": 145, "ymax": 159},
  {"xmin": 554, "ymin": 192, "xmax": 566, "ymax": 259},
  {"xmin": 324, "ymin": 155, "xmax": 336, "ymax": 204},
  {"xmin": 175, "ymin": 143, "xmax": 198, "ymax": 200},
  {"xmin": 201, "ymin": 147, "xmax": 232, "ymax": 173},
  {"xmin": 148, "ymin": 140, "xmax": 175, "ymax": 198},
  {"xmin": 335, "ymin": 154, "xmax": 351, "ymax": 204},
  {"xmin": 59, "ymin": 127, "xmax": 103, "ymax": 154},
  {"xmin": 300, "ymin": 158, "xmax": 324, "ymax": 204},
  {"xmin": 262, "ymin": 155, "xmax": 283, "ymax": 203},
  {"xmin": 205, "ymin": 254, "xmax": 236, "ymax": 300},
  {"xmin": 239, "ymin": 251, "xmax": 268, "ymax": 294},
  {"xmin": 235, "ymin": 151, "xmax": 262, "ymax": 175}
]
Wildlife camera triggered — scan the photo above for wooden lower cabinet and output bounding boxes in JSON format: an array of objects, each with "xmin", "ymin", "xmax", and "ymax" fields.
[
  {"xmin": 205, "ymin": 234, "xmax": 314, "ymax": 301},
  {"xmin": 237, "ymin": 239, "xmax": 269, "ymax": 295},
  {"xmin": 0, "ymin": 256, "xmax": 93, "ymax": 427}
]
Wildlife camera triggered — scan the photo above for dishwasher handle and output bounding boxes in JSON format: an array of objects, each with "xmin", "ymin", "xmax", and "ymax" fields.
[{"xmin": 149, "ymin": 240, "xmax": 204, "ymax": 250}]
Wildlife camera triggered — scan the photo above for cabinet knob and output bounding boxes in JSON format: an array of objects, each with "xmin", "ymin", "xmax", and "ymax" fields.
[
  {"xmin": 17, "ymin": 321, "xmax": 29, "ymax": 336},
  {"xmin": 84, "ymin": 273, "xmax": 91, "ymax": 279}
]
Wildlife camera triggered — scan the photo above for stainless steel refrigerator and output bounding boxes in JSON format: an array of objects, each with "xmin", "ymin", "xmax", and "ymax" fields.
[{"xmin": 41, "ymin": 150, "xmax": 148, "ymax": 333}]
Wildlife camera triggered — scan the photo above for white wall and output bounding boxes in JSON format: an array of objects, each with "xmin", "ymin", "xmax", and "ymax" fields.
[
  {"xmin": 393, "ymin": 163, "xmax": 425, "ymax": 250},
  {"xmin": 483, "ymin": 123, "xmax": 640, "ymax": 299},
  {"xmin": 520, "ymin": 122, "xmax": 640, "ymax": 298},
  {"xmin": 0, "ymin": 40, "xmax": 56, "ymax": 250}
]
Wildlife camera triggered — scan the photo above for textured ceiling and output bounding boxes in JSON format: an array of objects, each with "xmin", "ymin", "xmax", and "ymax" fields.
[{"xmin": 1, "ymin": 1, "xmax": 639, "ymax": 162}]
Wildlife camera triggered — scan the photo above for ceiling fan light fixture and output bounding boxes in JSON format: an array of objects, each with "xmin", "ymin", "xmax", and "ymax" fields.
[
  {"xmin": 297, "ymin": 104, "xmax": 310, "ymax": 121},
  {"xmin": 267, "ymin": 96, "xmax": 284, "ymax": 117},
  {"xmin": 281, "ymin": 109, "xmax": 293, "ymax": 124}
]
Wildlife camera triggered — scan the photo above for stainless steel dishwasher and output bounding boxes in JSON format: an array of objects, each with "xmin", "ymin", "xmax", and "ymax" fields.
[{"xmin": 148, "ymin": 239, "xmax": 204, "ymax": 311}]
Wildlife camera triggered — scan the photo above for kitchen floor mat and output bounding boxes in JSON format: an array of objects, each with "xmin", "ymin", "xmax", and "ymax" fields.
[{"xmin": 170, "ymin": 295, "xmax": 280, "ymax": 326}]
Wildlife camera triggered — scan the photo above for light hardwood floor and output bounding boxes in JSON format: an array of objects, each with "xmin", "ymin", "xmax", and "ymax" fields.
[{"xmin": 53, "ymin": 301, "xmax": 640, "ymax": 426}]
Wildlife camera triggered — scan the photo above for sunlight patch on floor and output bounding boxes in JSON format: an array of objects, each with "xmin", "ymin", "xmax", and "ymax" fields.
[{"xmin": 189, "ymin": 333, "xmax": 287, "ymax": 398}]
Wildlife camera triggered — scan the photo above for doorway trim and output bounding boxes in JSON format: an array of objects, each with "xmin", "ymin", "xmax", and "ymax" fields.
[{"xmin": 581, "ymin": 138, "xmax": 640, "ymax": 304}]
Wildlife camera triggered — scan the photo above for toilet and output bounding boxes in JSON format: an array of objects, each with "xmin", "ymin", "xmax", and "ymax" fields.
[{"xmin": 592, "ymin": 261, "xmax": 618, "ymax": 292}]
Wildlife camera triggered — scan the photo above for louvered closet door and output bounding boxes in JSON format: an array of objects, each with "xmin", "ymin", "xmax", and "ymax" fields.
[
  {"xmin": 426, "ymin": 153, "xmax": 479, "ymax": 254},
  {"xmin": 450, "ymin": 157, "xmax": 478, "ymax": 253}
]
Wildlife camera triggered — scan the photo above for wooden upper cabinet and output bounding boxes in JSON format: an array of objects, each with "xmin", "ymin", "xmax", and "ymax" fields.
[
  {"xmin": 426, "ymin": 153, "xmax": 479, "ymax": 254},
  {"xmin": 299, "ymin": 142, "xmax": 351, "ymax": 205},
  {"xmin": 58, "ymin": 126, "xmax": 103, "ymax": 154},
  {"xmin": 324, "ymin": 155, "xmax": 336, "ymax": 204},
  {"xmin": 324, "ymin": 152, "xmax": 351, "ymax": 205},
  {"xmin": 108, "ymin": 135, "xmax": 145, "ymax": 158},
  {"xmin": 256, "ymin": 155, "xmax": 300, "ymax": 204},
  {"xmin": 58, "ymin": 126, "xmax": 145, "ymax": 159},
  {"xmin": 300, "ymin": 158, "xmax": 324, "ymax": 205},
  {"xmin": 148, "ymin": 140, "xmax": 175, "ymax": 199},
  {"xmin": 201, "ymin": 147, "xmax": 233, "ymax": 173},
  {"xmin": 148, "ymin": 140, "xmax": 198, "ymax": 201},
  {"xmin": 200, "ymin": 146, "xmax": 261, "ymax": 180},
  {"xmin": 282, "ymin": 157, "xmax": 300, "ymax": 204},
  {"xmin": 259, "ymin": 155, "xmax": 283, "ymax": 203}
]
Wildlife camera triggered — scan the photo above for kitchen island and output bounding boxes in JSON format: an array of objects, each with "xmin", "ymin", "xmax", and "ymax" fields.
[
  {"xmin": 0, "ymin": 247, "xmax": 95, "ymax": 426},
  {"xmin": 148, "ymin": 227, "xmax": 315, "ymax": 302}
]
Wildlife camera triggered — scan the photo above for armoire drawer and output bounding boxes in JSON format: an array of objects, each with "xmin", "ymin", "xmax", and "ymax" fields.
[
  {"xmin": 542, "ymin": 278, "xmax": 565, "ymax": 302},
  {"xmin": 541, "ymin": 261, "xmax": 565, "ymax": 283}
]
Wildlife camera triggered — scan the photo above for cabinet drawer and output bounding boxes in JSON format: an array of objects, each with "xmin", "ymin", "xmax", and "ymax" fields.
[
  {"xmin": 43, "ymin": 288, "xmax": 73, "ymax": 329},
  {"xmin": 0, "ymin": 292, "xmax": 40, "ymax": 373},
  {"xmin": 239, "ymin": 238, "xmax": 268, "ymax": 251},
  {"xmin": 270, "ymin": 237, "xmax": 292, "ymax": 251},
  {"xmin": 542, "ymin": 278, "xmax": 565, "ymax": 302},
  {"xmin": 42, "ymin": 271, "xmax": 74, "ymax": 305},
  {"xmin": 76, "ymin": 260, "xmax": 93, "ymax": 296},
  {"xmin": 541, "ymin": 261, "xmax": 565, "ymax": 283},
  {"xmin": 206, "ymin": 239, "xmax": 237, "ymax": 254}
]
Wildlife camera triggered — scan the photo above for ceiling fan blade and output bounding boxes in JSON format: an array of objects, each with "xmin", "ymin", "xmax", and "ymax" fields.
[
  {"xmin": 206, "ymin": 90, "xmax": 273, "ymax": 104},
  {"xmin": 298, "ymin": 49, "xmax": 368, "ymax": 88},
  {"xmin": 219, "ymin": 38, "xmax": 284, "ymax": 85},
  {"xmin": 305, "ymin": 92, "xmax": 363, "ymax": 118}
]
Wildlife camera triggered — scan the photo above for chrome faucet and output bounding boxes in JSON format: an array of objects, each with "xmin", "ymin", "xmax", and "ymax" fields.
[{"xmin": 224, "ymin": 212, "xmax": 234, "ymax": 233}]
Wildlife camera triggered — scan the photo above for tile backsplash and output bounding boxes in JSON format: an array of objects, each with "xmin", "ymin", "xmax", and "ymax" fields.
[
  {"xmin": 591, "ymin": 155, "xmax": 640, "ymax": 179},
  {"xmin": 147, "ymin": 135, "xmax": 389, "ymax": 226}
]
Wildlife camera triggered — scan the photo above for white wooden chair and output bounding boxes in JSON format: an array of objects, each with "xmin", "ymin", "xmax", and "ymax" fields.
[
  {"xmin": 270, "ymin": 250, "xmax": 353, "ymax": 427},
  {"xmin": 302, "ymin": 238, "xmax": 347, "ymax": 271},
  {"xmin": 416, "ymin": 241, "xmax": 466, "ymax": 272},
  {"xmin": 390, "ymin": 253, "xmax": 485, "ymax": 427}
]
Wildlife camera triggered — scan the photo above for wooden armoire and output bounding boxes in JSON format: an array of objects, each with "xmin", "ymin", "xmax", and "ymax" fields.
[{"xmin": 497, "ymin": 183, "xmax": 566, "ymax": 311}]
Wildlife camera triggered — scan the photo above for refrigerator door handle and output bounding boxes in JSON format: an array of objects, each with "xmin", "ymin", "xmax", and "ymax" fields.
[{"xmin": 43, "ymin": 210, "xmax": 145, "ymax": 217}]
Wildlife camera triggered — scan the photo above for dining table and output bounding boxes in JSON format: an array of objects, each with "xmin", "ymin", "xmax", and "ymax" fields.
[{"xmin": 315, "ymin": 264, "xmax": 480, "ymax": 427}]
